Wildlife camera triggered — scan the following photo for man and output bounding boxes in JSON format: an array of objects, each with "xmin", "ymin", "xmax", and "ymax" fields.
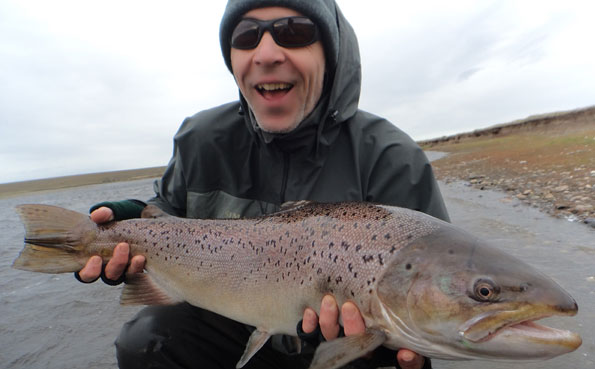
[{"xmin": 79, "ymin": 1, "xmax": 448, "ymax": 368}]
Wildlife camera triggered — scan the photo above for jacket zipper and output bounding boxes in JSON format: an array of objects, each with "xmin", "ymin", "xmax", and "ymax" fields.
[{"xmin": 280, "ymin": 153, "xmax": 290, "ymax": 203}]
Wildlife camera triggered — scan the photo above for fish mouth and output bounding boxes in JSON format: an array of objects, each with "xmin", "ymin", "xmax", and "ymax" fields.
[{"xmin": 460, "ymin": 307, "xmax": 582, "ymax": 350}]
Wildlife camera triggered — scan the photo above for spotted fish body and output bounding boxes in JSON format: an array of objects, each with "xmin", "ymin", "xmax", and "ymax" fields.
[
  {"xmin": 13, "ymin": 202, "xmax": 582, "ymax": 369},
  {"xmin": 105, "ymin": 202, "xmax": 437, "ymax": 334}
]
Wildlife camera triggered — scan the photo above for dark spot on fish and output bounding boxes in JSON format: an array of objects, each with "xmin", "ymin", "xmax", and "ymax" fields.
[
  {"xmin": 351, "ymin": 290, "xmax": 355, "ymax": 297},
  {"xmin": 317, "ymin": 268, "xmax": 323, "ymax": 275},
  {"xmin": 406, "ymin": 263, "xmax": 412, "ymax": 270},
  {"xmin": 389, "ymin": 246, "xmax": 396, "ymax": 254},
  {"xmin": 355, "ymin": 245, "xmax": 362, "ymax": 252},
  {"xmin": 371, "ymin": 235, "xmax": 377, "ymax": 241},
  {"xmin": 448, "ymin": 249, "xmax": 455, "ymax": 255},
  {"xmin": 407, "ymin": 234, "xmax": 413, "ymax": 240},
  {"xmin": 335, "ymin": 276, "xmax": 342, "ymax": 284},
  {"xmin": 363, "ymin": 255, "xmax": 374, "ymax": 263},
  {"xmin": 384, "ymin": 233, "xmax": 391, "ymax": 240},
  {"xmin": 378, "ymin": 254, "xmax": 384, "ymax": 265}
]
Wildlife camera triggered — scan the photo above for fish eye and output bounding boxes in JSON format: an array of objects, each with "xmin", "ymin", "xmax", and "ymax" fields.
[{"xmin": 472, "ymin": 278, "xmax": 500, "ymax": 302}]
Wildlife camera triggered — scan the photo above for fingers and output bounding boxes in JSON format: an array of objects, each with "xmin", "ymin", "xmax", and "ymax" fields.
[
  {"xmin": 397, "ymin": 349, "xmax": 425, "ymax": 369},
  {"xmin": 90, "ymin": 206, "xmax": 114, "ymax": 224},
  {"xmin": 302, "ymin": 307, "xmax": 319, "ymax": 334},
  {"xmin": 103, "ymin": 242, "xmax": 131, "ymax": 280},
  {"xmin": 308, "ymin": 296, "xmax": 367, "ymax": 340},
  {"xmin": 304, "ymin": 297, "xmax": 423, "ymax": 368},
  {"xmin": 127, "ymin": 254, "xmax": 146, "ymax": 275},
  {"xmin": 341, "ymin": 301, "xmax": 366, "ymax": 336},
  {"xmin": 319, "ymin": 295, "xmax": 340, "ymax": 340},
  {"xmin": 78, "ymin": 255, "xmax": 103, "ymax": 282}
]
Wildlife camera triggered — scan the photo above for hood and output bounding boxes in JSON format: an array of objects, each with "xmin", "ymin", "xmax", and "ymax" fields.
[{"xmin": 219, "ymin": 1, "xmax": 361, "ymax": 151}]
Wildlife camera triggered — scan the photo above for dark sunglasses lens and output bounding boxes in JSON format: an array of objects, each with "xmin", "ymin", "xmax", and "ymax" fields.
[
  {"xmin": 274, "ymin": 17, "xmax": 317, "ymax": 46},
  {"xmin": 231, "ymin": 20, "xmax": 260, "ymax": 49}
]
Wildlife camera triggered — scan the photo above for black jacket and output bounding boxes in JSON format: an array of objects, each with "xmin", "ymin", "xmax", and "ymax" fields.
[{"xmin": 150, "ymin": 5, "xmax": 449, "ymax": 223}]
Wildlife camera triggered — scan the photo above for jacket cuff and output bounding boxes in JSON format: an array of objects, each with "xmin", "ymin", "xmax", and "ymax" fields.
[
  {"xmin": 296, "ymin": 319, "xmax": 324, "ymax": 347},
  {"xmin": 89, "ymin": 199, "xmax": 146, "ymax": 221}
]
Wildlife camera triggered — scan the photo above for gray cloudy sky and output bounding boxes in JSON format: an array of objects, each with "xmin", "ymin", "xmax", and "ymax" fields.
[{"xmin": 1, "ymin": 0, "xmax": 594, "ymax": 183}]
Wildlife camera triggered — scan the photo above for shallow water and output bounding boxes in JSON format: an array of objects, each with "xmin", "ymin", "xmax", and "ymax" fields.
[
  {"xmin": 1, "ymin": 178, "xmax": 593, "ymax": 368},
  {"xmin": 0, "ymin": 179, "xmax": 156, "ymax": 369}
]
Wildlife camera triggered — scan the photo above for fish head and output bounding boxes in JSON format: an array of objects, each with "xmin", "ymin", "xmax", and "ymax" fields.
[{"xmin": 376, "ymin": 224, "xmax": 582, "ymax": 361}]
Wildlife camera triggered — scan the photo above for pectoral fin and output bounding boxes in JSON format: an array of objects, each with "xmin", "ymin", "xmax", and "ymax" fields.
[
  {"xmin": 309, "ymin": 329, "xmax": 387, "ymax": 369},
  {"xmin": 236, "ymin": 329, "xmax": 271, "ymax": 368}
]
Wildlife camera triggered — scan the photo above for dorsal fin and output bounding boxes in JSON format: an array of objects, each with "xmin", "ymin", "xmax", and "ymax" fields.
[
  {"xmin": 141, "ymin": 205, "xmax": 170, "ymax": 219},
  {"xmin": 280, "ymin": 200, "xmax": 313, "ymax": 211}
]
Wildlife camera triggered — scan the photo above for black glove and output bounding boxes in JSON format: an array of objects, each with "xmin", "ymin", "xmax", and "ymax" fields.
[{"xmin": 89, "ymin": 199, "xmax": 147, "ymax": 221}]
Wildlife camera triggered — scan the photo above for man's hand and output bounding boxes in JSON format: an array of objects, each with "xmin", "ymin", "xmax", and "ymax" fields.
[
  {"xmin": 302, "ymin": 295, "xmax": 425, "ymax": 369},
  {"xmin": 77, "ymin": 207, "xmax": 145, "ymax": 283}
]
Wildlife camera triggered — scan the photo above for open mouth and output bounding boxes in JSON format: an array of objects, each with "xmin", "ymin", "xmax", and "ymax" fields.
[
  {"xmin": 256, "ymin": 83, "xmax": 293, "ymax": 99},
  {"xmin": 460, "ymin": 309, "xmax": 581, "ymax": 349}
]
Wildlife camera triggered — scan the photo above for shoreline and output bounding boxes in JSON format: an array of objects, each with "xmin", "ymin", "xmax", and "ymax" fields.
[{"xmin": 0, "ymin": 167, "xmax": 165, "ymax": 199}]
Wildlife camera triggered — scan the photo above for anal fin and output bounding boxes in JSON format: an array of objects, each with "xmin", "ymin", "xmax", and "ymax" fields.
[
  {"xmin": 236, "ymin": 329, "xmax": 271, "ymax": 368},
  {"xmin": 120, "ymin": 273, "xmax": 181, "ymax": 305},
  {"xmin": 309, "ymin": 329, "xmax": 387, "ymax": 369}
]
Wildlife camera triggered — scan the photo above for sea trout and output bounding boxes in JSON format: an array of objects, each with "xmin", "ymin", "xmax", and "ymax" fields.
[{"xmin": 12, "ymin": 202, "xmax": 581, "ymax": 368}]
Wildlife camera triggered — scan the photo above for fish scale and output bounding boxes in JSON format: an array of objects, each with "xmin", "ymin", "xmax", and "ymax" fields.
[
  {"xmin": 12, "ymin": 201, "xmax": 582, "ymax": 369},
  {"xmin": 93, "ymin": 202, "xmax": 438, "ymax": 332}
]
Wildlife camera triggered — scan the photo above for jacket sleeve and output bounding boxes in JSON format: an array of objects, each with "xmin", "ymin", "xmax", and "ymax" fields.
[
  {"xmin": 364, "ymin": 126, "xmax": 450, "ymax": 222},
  {"xmin": 148, "ymin": 137, "xmax": 188, "ymax": 217}
]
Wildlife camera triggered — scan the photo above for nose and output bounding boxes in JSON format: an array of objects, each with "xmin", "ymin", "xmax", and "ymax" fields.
[{"xmin": 253, "ymin": 31, "xmax": 285, "ymax": 66}]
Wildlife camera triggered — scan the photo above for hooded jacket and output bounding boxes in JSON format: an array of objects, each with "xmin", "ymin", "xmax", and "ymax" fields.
[{"xmin": 149, "ymin": 1, "xmax": 449, "ymax": 222}]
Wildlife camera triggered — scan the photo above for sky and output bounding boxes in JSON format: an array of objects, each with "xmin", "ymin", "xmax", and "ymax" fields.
[{"xmin": 1, "ymin": 0, "xmax": 594, "ymax": 183}]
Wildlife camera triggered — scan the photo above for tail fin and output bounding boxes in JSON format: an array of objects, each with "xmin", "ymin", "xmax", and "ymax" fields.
[{"xmin": 13, "ymin": 204, "xmax": 96, "ymax": 273}]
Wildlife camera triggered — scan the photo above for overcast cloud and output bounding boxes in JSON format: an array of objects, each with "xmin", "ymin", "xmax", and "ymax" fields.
[{"xmin": 1, "ymin": 0, "xmax": 594, "ymax": 183}]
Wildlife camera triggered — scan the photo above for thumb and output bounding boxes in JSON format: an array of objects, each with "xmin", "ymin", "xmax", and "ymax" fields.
[{"xmin": 397, "ymin": 349, "xmax": 425, "ymax": 369}]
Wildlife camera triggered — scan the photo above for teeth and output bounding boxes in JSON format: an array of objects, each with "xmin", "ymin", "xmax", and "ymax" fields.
[{"xmin": 257, "ymin": 83, "xmax": 292, "ymax": 91}]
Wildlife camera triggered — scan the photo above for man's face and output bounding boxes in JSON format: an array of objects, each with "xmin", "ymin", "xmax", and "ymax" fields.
[{"xmin": 231, "ymin": 7, "xmax": 326, "ymax": 134}]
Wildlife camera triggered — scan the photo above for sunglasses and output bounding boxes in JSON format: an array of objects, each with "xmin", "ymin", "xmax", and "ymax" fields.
[{"xmin": 231, "ymin": 16, "xmax": 319, "ymax": 49}]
